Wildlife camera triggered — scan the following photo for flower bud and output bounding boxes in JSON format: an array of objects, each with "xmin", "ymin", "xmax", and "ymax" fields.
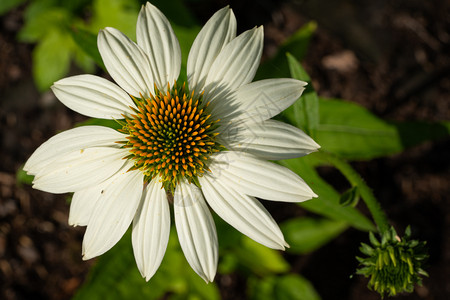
[{"xmin": 356, "ymin": 226, "xmax": 428, "ymax": 297}]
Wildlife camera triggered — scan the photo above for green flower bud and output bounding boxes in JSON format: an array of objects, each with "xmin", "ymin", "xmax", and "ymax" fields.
[{"xmin": 356, "ymin": 226, "xmax": 428, "ymax": 297}]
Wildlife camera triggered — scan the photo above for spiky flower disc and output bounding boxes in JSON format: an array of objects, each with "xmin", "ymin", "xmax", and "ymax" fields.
[
  {"xmin": 119, "ymin": 83, "xmax": 221, "ymax": 191},
  {"xmin": 356, "ymin": 226, "xmax": 429, "ymax": 298}
]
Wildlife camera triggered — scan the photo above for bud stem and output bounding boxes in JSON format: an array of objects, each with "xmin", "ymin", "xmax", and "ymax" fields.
[{"xmin": 315, "ymin": 151, "xmax": 389, "ymax": 234}]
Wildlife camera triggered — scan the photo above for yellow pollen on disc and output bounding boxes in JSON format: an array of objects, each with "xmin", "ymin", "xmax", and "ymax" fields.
[{"xmin": 119, "ymin": 82, "xmax": 222, "ymax": 191}]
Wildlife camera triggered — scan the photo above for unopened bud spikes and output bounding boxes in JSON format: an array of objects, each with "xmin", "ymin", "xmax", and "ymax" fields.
[{"xmin": 356, "ymin": 226, "xmax": 428, "ymax": 297}]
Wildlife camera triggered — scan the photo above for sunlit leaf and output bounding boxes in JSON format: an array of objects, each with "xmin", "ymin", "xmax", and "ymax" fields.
[
  {"xmin": 19, "ymin": 7, "xmax": 71, "ymax": 42},
  {"xmin": 316, "ymin": 98, "xmax": 450, "ymax": 160},
  {"xmin": 16, "ymin": 167, "xmax": 34, "ymax": 186},
  {"xmin": 274, "ymin": 274, "xmax": 321, "ymax": 300},
  {"xmin": 75, "ymin": 118, "xmax": 122, "ymax": 130},
  {"xmin": 32, "ymin": 29, "xmax": 73, "ymax": 91},
  {"xmin": 285, "ymin": 52, "xmax": 319, "ymax": 138},
  {"xmin": 248, "ymin": 274, "xmax": 321, "ymax": 300},
  {"xmin": 232, "ymin": 236, "xmax": 290, "ymax": 276},
  {"xmin": 89, "ymin": 0, "xmax": 139, "ymax": 40},
  {"xmin": 281, "ymin": 217, "xmax": 348, "ymax": 254},
  {"xmin": 73, "ymin": 229, "xmax": 220, "ymax": 300},
  {"xmin": 279, "ymin": 155, "xmax": 375, "ymax": 232}
]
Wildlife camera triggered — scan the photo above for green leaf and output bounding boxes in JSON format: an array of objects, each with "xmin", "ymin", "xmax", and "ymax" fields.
[
  {"xmin": 32, "ymin": 29, "xmax": 73, "ymax": 91},
  {"xmin": 70, "ymin": 26, "xmax": 106, "ymax": 71},
  {"xmin": 281, "ymin": 217, "xmax": 348, "ymax": 254},
  {"xmin": 19, "ymin": 4, "xmax": 95, "ymax": 85},
  {"xmin": 248, "ymin": 276, "xmax": 277, "ymax": 300},
  {"xmin": 89, "ymin": 0, "xmax": 139, "ymax": 40},
  {"xmin": 19, "ymin": 7, "xmax": 72, "ymax": 42},
  {"xmin": 217, "ymin": 253, "xmax": 239, "ymax": 274},
  {"xmin": 316, "ymin": 98, "xmax": 450, "ymax": 160},
  {"xmin": 232, "ymin": 236, "xmax": 290, "ymax": 276},
  {"xmin": 279, "ymin": 155, "xmax": 375, "ymax": 231},
  {"xmin": 255, "ymin": 22, "xmax": 316, "ymax": 80},
  {"xmin": 393, "ymin": 121, "xmax": 450, "ymax": 149},
  {"xmin": 285, "ymin": 53, "xmax": 319, "ymax": 138},
  {"xmin": 72, "ymin": 45, "xmax": 96, "ymax": 74},
  {"xmin": 73, "ymin": 229, "xmax": 220, "ymax": 300},
  {"xmin": 287, "ymin": 57, "xmax": 311, "ymax": 83},
  {"xmin": 249, "ymin": 275, "xmax": 321, "ymax": 300},
  {"xmin": 152, "ymin": 0, "xmax": 198, "ymax": 27},
  {"xmin": 171, "ymin": 24, "xmax": 201, "ymax": 83},
  {"xmin": 274, "ymin": 274, "xmax": 321, "ymax": 300},
  {"xmin": 340, "ymin": 186, "xmax": 360, "ymax": 207},
  {"xmin": 214, "ymin": 215, "xmax": 242, "ymax": 249},
  {"xmin": 316, "ymin": 98, "xmax": 400, "ymax": 160},
  {"xmin": 16, "ymin": 167, "xmax": 33, "ymax": 186},
  {"xmin": 0, "ymin": 0, "xmax": 26, "ymax": 15},
  {"xmin": 75, "ymin": 118, "xmax": 122, "ymax": 130}
]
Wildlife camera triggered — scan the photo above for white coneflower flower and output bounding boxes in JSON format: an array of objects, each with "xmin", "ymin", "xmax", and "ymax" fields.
[{"xmin": 24, "ymin": 2, "xmax": 320, "ymax": 282}]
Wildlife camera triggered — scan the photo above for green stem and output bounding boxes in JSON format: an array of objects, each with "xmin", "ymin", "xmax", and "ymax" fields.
[{"xmin": 314, "ymin": 151, "xmax": 390, "ymax": 234}]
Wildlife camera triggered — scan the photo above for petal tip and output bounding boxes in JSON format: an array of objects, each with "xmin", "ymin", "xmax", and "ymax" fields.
[
  {"xmin": 22, "ymin": 162, "xmax": 30, "ymax": 172},
  {"xmin": 144, "ymin": 271, "xmax": 156, "ymax": 282},
  {"xmin": 144, "ymin": 1, "xmax": 156, "ymax": 9},
  {"xmin": 202, "ymin": 271, "xmax": 216, "ymax": 283},
  {"xmin": 81, "ymin": 253, "xmax": 92, "ymax": 261},
  {"xmin": 297, "ymin": 79, "xmax": 308, "ymax": 87},
  {"xmin": 274, "ymin": 242, "xmax": 286, "ymax": 251},
  {"xmin": 312, "ymin": 142, "xmax": 321, "ymax": 151}
]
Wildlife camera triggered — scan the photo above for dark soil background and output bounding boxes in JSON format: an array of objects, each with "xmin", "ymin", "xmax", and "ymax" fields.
[{"xmin": 0, "ymin": 0, "xmax": 448, "ymax": 299}]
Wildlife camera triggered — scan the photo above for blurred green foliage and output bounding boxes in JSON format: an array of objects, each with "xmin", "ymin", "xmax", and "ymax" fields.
[
  {"xmin": 16, "ymin": 167, "xmax": 34, "ymax": 186},
  {"xmin": 285, "ymin": 52, "xmax": 319, "ymax": 139},
  {"xmin": 248, "ymin": 274, "xmax": 321, "ymax": 300},
  {"xmin": 73, "ymin": 229, "xmax": 221, "ymax": 300},
  {"xmin": 0, "ymin": 0, "xmax": 26, "ymax": 15},
  {"xmin": 8, "ymin": 0, "xmax": 202, "ymax": 91},
  {"xmin": 14, "ymin": 0, "xmax": 140, "ymax": 91},
  {"xmin": 281, "ymin": 218, "xmax": 348, "ymax": 254}
]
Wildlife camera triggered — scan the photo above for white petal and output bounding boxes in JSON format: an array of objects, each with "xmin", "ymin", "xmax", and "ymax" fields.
[
  {"xmin": 174, "ymin": 180, "xmax": 218, "ymax": 282},
  {"xmin": 187, "ymin": 6, "xmax": 236, "ymax": 94},
  {"xmin": 24, "ymin": 126, "xmax": 126, "ymax": 174},
  {"xmin": 69, "ymin": 183, "xmax": 108, "ymax": 227},
  {"xmin": 32, "ymin": 147, "xmax": 130, "ymax": 194},
  {"xmin": 51, "ymin": 75, "xmax": 136, "ymax": 119},
  {"xmin": 220, "ymin": 119, "xmax": 320, "ymax": 160},
  {"xmin": 203, "ymin": 26, "xmax": 263, "ymax": 104},
  {"xmin": 199, "ymin": 173, "xmax": 286, "ymax": 250},
  {"xmin": 82, "ymin": 164, "xmax": 144, "ymax": 260},
  {"xmin": 132, "ymin": 177, "xmax": 170, "ymax": 281},
  {"xmin": 69, "ymin": 171, "xmax": 126, "ymax": 226},
  {"xmin": 211, "ymin": 151, "xmax": 317, "ymax": 202},
  {"xmin": 98, "ymin": 27, "xmax": 154, "ymax": 97},
  {"xmin": 214, "ymin": 78, "xmax": 307, "ymax": 123},
  {"xmin": 137, "ymin": 2, "xmax": 181, "ymax": 90}
]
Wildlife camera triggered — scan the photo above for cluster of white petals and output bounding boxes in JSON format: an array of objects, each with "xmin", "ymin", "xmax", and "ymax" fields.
[{"xmin": 24, "ymin": 2, "xmax": 319, "ymax": 282}]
